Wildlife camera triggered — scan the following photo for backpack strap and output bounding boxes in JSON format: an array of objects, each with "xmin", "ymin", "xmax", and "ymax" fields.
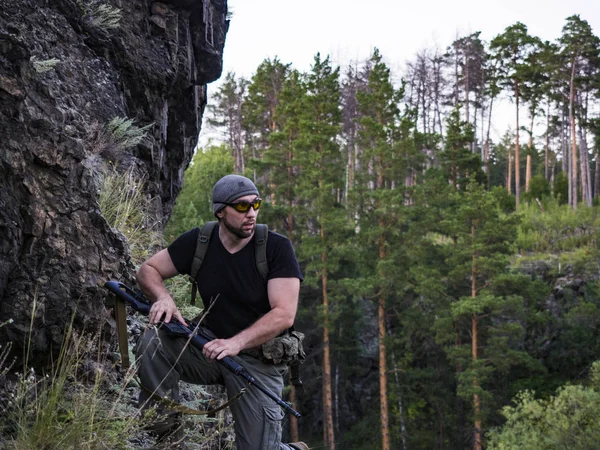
[
  {"xmin": 255, "ymin": 224, "xmax": 268, "ymax": 280},
  {"xmin": 189, "ymin": 221, "xmax": 217, "ymax": 306}
]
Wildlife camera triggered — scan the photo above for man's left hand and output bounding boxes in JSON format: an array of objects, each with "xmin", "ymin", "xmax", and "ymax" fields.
[{"xmin": 203, "ymin": 337, "xmax": 242, "ymax": 360}]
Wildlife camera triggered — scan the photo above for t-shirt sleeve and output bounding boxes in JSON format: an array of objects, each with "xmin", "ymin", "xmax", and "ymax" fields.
[
  {"xmin": 167, "ymin": 228, "xmax": 200, "ymax": 275},
  {"xmin": 268, "ymin": 234, "xmax": 304, "ymax": 282}
]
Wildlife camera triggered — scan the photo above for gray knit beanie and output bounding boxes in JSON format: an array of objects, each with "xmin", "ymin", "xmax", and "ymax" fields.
[{"xmin": 212, "ymin": 175, "xmax": 260, "ymax": 215}]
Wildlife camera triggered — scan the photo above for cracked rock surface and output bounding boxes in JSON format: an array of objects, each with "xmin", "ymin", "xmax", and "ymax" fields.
[{"xmin": 0, "ymin": 0, "xmax": 228, "ymax": 364}]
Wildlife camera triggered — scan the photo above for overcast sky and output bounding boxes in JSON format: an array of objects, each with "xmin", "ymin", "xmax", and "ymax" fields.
[{"xmin": 201, "ymin": 0, "xmax": 600, "ymax": 144}]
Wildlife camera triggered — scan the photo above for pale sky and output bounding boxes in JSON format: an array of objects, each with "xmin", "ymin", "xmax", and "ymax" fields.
[{"xmin": 201, "ymin": 0, "xmax": 600, "ymax": 145}]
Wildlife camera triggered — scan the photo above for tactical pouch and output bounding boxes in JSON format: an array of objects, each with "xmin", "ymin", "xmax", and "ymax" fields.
[{"xmin": 247, "ymin": 330, "xmax": 306, "ymax": 365}]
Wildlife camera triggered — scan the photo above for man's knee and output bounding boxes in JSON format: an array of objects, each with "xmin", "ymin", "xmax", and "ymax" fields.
[{"xmin": 136, "ymin": 327, "xmax": 164, "ymax": 361}]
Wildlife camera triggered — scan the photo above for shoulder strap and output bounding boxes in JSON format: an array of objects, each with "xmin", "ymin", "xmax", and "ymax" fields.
[
  {"xmin": 189, "ymin": 221, "xmax": 217, "ymax": 305},
  {"xmin": 255, "ymin": 224, "xmax": 268, "ymax": 280}
]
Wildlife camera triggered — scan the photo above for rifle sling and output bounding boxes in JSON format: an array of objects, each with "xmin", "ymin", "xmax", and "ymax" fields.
[{"xmin": 114, "ymin": 297, "xmax": 130, "ymax": 370}]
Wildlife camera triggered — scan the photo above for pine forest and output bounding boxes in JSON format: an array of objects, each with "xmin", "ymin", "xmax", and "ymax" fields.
[{"xmin": 165, "ymin": 16, "xmax": 600, "ymax": 450}]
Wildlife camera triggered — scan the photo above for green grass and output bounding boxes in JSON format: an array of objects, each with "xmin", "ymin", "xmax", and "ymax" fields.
[
  {"xmin": 0, "ymin": 306, "xmax": 142, "ymax": 450},
  {"xmin": 99, "ymin": 166, "xmax": 162, "ymax": 265}
]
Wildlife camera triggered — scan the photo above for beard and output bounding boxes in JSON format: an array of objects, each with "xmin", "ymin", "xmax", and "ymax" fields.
[{"xmin": 222, "ymin": 216, "xmax": 255, "ymax": 239}]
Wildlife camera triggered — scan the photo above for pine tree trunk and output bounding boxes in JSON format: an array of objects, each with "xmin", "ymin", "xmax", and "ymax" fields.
[
  {"xmin": 583, "ymin": 93, "xmax": 592, "ymax": 204},
  {"xmin": 577, "ymin": 111, "xmax": 592, "ymax": 206},
  {"xmin": 378, "ymin": 223, "xmax": 391, "ymax": 450},
  {"xmin": 387, "ymin": 318, "xmax": 408, "ymax": 450},
  {"xmin": 569, "ymin": 63, "xmax": 578, "ymax": 209},
  {"xmin": 472, "ymin": 313, "xmax": 481, "ymax": 450},
  {"xmin": 514, "ymin": 79, "xmax": 521, "ymax": 210},
  {"xmin": 595, "ymin": 146, "xmax": 600, "ymax": 199},
  {"xmin": 562, "ymin": 109, "xmax": 568, "ymax": 174},
  {"xmin": 507, "ymin": 145, "xmax": 512, "ymax": 194},
  {"xmin": 464, "ymin": 54, "xmax": 470, "ymax": 126},
  {"xmin": 471, "ymin": 225, "xmax": 482, "ymax": 450},
  {"xmin": 321, "ymin": 232, "xmax": 336, "ymax": 450},
  {"xmin": 526, "ymin": 114, "xmax": 534, "ymax": 192},
  {"xmin": 455, "ymin": 327, "xmax": 465, "ymax": 450},
  {"xmin": 570, "ymin": 114, "xmax": 578, "ymax": 209},
  {"xmin": 545, "ymin": 104, "xmax": 550, "ymax": 182},
  {"xmin": 285, "ymin": 200, "xmax": 299, "ymax": 441}
]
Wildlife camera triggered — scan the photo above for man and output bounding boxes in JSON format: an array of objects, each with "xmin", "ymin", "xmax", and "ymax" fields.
[{"xmin": 135, "ymin": 174, "xmax": 308, "ymax": 450}]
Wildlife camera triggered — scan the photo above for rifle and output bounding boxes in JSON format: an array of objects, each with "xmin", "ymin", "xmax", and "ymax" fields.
[{"xmin": 105, "ymin": 280, "xmax": 301, "ymax": 418}]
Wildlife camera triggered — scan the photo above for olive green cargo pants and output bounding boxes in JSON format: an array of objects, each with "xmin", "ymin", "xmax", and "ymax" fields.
[{"xmin": 136, "ymin": 327, "xmax": 295, "ymax": 450}]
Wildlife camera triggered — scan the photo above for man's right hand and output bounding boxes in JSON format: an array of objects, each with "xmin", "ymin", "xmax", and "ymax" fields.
[
  {"xmin": 137, "ymin": 248, "xmax": 186, "ymax": 326},
  {"xmin": 148, "ymin": 295, "xmax": 187, "ymax": 325}
]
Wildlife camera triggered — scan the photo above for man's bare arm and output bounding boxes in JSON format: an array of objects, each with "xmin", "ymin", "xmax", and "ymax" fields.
[
  {"xmin": 136, "ymin": 249, "xmax": 186, "ymax": 325},
  {"xmin": 202, "ymin": 277, "xmax": 300, "ymax": 360}
]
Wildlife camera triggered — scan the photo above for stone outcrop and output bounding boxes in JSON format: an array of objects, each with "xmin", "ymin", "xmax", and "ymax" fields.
[{"xmin": 0, "ymin": 0, "xmax": 228, "ymax": 364}]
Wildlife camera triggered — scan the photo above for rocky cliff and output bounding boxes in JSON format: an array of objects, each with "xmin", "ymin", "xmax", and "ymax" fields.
[{"xmin": 0, "ymin": 0, "xmax": 228, "ymax": 364}]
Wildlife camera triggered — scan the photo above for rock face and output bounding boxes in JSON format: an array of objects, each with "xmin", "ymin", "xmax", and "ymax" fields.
[{"xmin": 0, "ymin": 0, "xmax": 228, "ymax": 364}]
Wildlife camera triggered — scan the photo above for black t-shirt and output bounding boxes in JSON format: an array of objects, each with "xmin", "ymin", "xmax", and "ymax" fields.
[{"xmin": 167, "ymin": 224, "xmax": 303, "ymax": 339}]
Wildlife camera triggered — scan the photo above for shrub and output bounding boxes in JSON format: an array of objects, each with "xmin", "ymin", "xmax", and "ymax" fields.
[
  {"xmin": 107, "ymin": 117, "xmax": 153, "ymax": 151},
  {"xmin": 487, "ymin": 363, "xmax": 600, "ymax": 449}
]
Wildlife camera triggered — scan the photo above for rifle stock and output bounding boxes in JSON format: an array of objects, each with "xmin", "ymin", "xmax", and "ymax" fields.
[{"xmin": 104, "ymin": 280, "xmax": 301, "ymax": 418}]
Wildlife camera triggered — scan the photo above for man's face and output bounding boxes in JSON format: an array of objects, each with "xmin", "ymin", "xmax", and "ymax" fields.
[{"xmin": 218, "ymin": 194, "xmax": 260, "ymax": 239}]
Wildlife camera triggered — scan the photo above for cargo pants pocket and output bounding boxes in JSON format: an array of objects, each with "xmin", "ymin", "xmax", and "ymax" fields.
[{"xmin": 260, "ymin": 404, "xmax": 284, "ymax": 449}]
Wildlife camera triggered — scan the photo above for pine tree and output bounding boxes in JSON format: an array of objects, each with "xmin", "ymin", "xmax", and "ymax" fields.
[
  {"xmin": 260, "ymin": 69, "xmax": 307, "ymax": 234},
  {"xmin": 558, "ymin": 15, "xmax": 600, "ymax": 208},
  {"xmin": 490, "ymin": 23, "xmax": 540, "ymax": 210},
  {"xmin": 354, "ymin": 49, "xmax": 409, "ymax": 450},
  {"xmin": 435, "ymin": 181, "xmax": 540, "ymax": 450},
  {"xmin": 439, "ymin": 108, "xmax": 484, "ymax": 189},
  {"xmin": 242, "ymin": 58, "xmax": 291, "ymax": 182},
  {"xmin": 294, "ymin": 53, "xmax": 346, "ymax": 450}
]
